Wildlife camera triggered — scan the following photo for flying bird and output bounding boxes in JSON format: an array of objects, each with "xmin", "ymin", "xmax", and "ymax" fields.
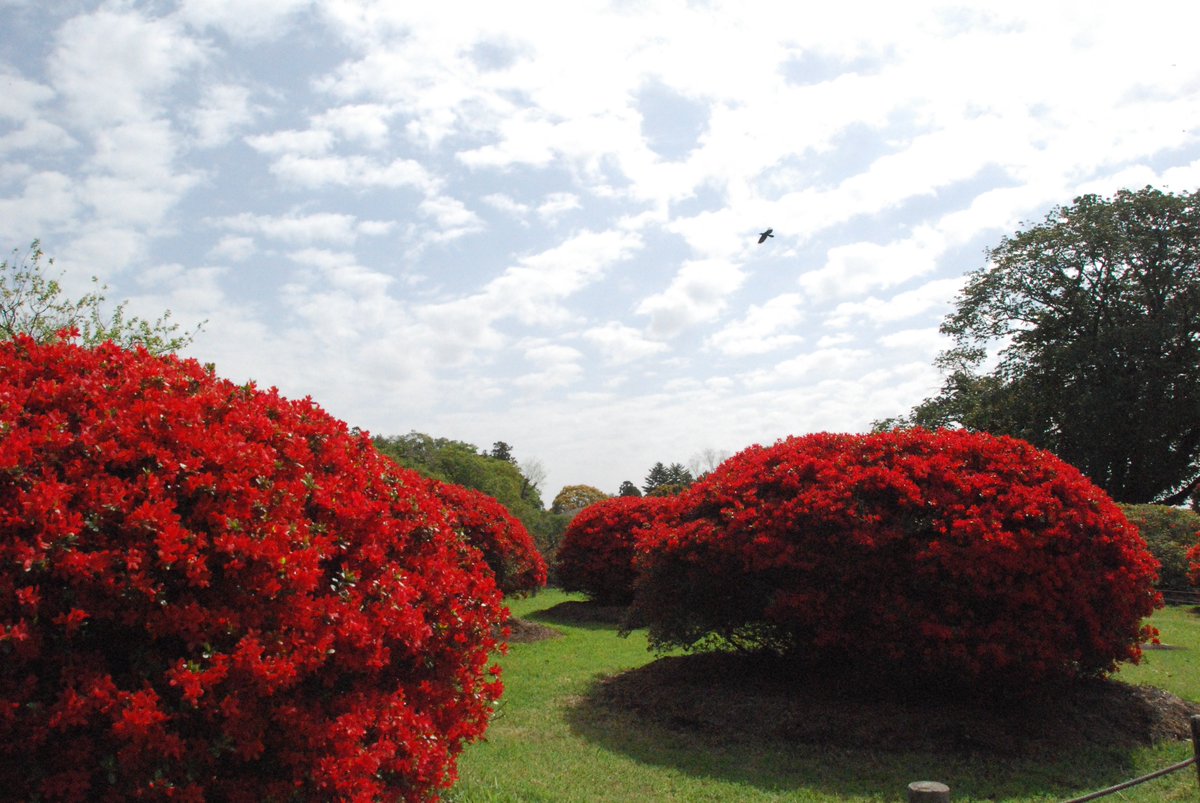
[{"xmin": 757, "ymin": 228, "xmax": 774, "ymax": 244}]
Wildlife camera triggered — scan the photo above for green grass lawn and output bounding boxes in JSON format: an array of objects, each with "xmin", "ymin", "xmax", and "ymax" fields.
[{"xmin": 447, "ymin": 591, "xmax": 1200, "ymax": 802}]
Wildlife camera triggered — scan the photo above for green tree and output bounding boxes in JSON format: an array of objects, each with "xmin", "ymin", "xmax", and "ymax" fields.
[
  {"xmin": 374, "ymin": 432, "xmax": 544, "ymax": 509},
  {"xmin": 1118, "ymin": 504, "xmax": 1200, "ymax": 592},
  {"xmin": 617, "ymin": 480, "xmax": 642, "ymax": 497},
  {"xmin": 488, "ymin": 441, "xmax": 515, "ymax": 463},
  {"xmin": 373, "ymin": 432, "xmax": 567, "ymax": 561},
  {"xmin": 1, "ymin": 240, "xmax": 201, "ymax": 354},
  {"xmin": 642, "ymin": 462, "xmax": 670, "ymax": 495},
  {"xmin": 881, "ymin": 187, "xmax": 1200, "ymax": 504},
  {"xmin": 665, "ymin": 462, "xmax": 695, "ymax": 486},
  {"xmin": 642, "ymin": 461, "xmax": 695, "ymax": 496},
  {"xmin": 550, "ymin": 484, "xmax": 609, "ymax": 515}
]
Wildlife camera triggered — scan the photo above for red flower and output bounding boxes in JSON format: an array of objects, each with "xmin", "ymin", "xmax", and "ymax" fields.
[
  {"xmin": 632, "ymin": 429, "xmax": 1162, "ymax": 691},
  {"xmin": 426, "ymin": 480, "xmax": 547, "ymax": 596},
  {"xmin": 556, "ymin": 496, "xmax": 667, "ymax": 605},
  {"xmin": 0, "ymin": 337, "xmax": 507, "ymax": 801},
  {"xmin": 1188, "ymin": 534, "xmax": 1200, "ymax": 586}
]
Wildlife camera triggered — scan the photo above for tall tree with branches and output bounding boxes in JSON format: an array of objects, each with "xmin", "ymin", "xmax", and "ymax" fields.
[{"xmin": 880, "ymin": 187, "xmax": 1200, "ymax": 504}]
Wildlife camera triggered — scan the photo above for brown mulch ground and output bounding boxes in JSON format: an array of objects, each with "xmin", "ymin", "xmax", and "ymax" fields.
[
  {"xmin": 592, "ymin": 650, "xmax": 1200, "ymax": 757},
  {"xmin": 504, "ymin": 617, "xmax": 564, "ymax": 643}
]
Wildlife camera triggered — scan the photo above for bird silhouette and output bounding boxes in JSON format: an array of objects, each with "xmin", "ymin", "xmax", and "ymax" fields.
[{"xmin": 757, "ymin": 228, "xmax": 774, "ymax": 244}]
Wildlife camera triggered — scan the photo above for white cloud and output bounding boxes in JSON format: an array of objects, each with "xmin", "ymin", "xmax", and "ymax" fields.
[
  {"xmin": 277, "ymin": 251, "xmax": 408, "ymax": 349},
  {"xmin": 245, "ymin": 129, "xmax": 335, "ymax": 156},
  {"xmin": 825, "ymin": 276, "xmax": 965, "ymax": 329},
  {"xmin": 583, "ymin": 322, "xmax": 668, "ymax": 364},
  {"xmin": 799, "ymin": 227, "xmax": 947, "ymax": 302},
  {"xmin": 536, "ymin": 192, "xmax": 581, "ymax": 221},
  {"xmin": 512, "ymin": 342, "xmax": 584, "ymax": 389},
  {"xmin": 481, "ymin": 193, "xmax": 530, "ymax": 219},
  {"xmin": 878, "ymin": 326, "xmax": 946, "ymax": 352},
  {"xmin": 418, "ymin": 194, "xmax": 482, "ymax": 235},
  {"xmin": 213, "ymin": 211, "xmax": 392, "ymax": 245},
  {"xmin": 264, "ymin": 153, "xmax": 431, "ymax": 188},
  {"xmin": 208, "ymin": 235, "xmax": 256, "ymax": 261},
  {"xmin": 178, "ymin": 0, "xmax": 314, "ymax": 41},
  {"xmin": 0, "ymin": 71, "xmax": 55, "ymax": 120},
  {"xmin": 80, "ymin": 120, "xmax": 200, "ymax": 228},
  {"xmin": 417, "ymin": 227, "xmax": 643, "ymax": 362},
  {"xmin": 740, "ymin": 346, "xmax": 874, "ymax": 390},
  {"xmin": 707, "ymin": 293, "xmax": 805, "ymax": 356},
  {"xmin": 0, "ymin": 118, "xmax": 76, "ymax": 155},
  {"xmin": 0, "ymin": 171, "xmax": 80, "ymax": 237},
  {"xmin": 48, "ymin": 9, "xmax": 204, "ymax": 126},
  {"xmin": 191, "ymin": 83, "xmax": 258, "ymax": 147},
  {"xmin": 313, "ymin": 104, "xmax": 393, "ymax": 150},
  {"xmin": 637, "ymin": 258, "xmax": 745, "ymax": 338}
]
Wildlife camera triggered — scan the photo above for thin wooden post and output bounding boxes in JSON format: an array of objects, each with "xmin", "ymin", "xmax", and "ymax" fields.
[{"xmin": 907, "ymin": 780, "xmax": 950, "ymax": 802}]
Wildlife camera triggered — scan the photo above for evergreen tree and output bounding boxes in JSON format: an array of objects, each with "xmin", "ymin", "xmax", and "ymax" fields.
[{"xmin": 642, "ymin": 462, "xmax": 670, "ymax": 495}]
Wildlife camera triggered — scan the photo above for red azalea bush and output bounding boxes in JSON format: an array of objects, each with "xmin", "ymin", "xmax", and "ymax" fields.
[
  {"xmin": 631, "ymin": 429, "xmax": 1162, "ymax": 690},
  {"xmin": 427, "ymin": 480, "xmax": 547, "ymax": 596},
  {"xmin": 1188, "ymin": 536, "xmax": 1200, "ymax": 586},
  {"xmin": 0, "ymin": 336, "xmax": 507, "ymax": 802},
  {"xmin": 555, "ymin": 496, "xmax": 665, "ymax": 605}
]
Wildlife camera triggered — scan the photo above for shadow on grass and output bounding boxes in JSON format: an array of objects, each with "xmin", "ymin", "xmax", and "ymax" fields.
[
  {"xmin": 564, "ymin": 651, "xmax": 1200, "ymax": 800},
  {"xmin": 525, "ymin": 600, "xmax": 630, "ymax": 631}
]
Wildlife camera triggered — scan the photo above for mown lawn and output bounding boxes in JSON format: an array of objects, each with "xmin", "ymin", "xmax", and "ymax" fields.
[{"xmin": 447, "ymin": 590, "xmax": 1200, "ymax": 802}]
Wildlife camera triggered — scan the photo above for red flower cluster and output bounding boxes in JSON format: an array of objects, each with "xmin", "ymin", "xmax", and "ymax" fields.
[
  {"xmin": 555, "ymin": 496, "xmax": 665, "ymax": 605},
  {"xmin": 426, "ymin": 480, "xmax": 547, "ymax": 596},
  {"xmin": 0, "ymin": 337, "xmax": 507, "ymax": 801},
  {"xmin": 631, "ymin": 429, "xmax": 1162, "ymax": 690},
  {"xmin": 1188, "ymin": 536, "xmax": 1200, "ymax": 586}
]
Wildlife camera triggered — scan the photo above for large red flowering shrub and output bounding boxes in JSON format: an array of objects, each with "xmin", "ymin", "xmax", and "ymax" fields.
[
  {"xmin": 427, "ymin": 480, "xmax": 547, "ymax": 596},
  {"xmin": 631, "ymin": 429, "xmax": 1161, "ymax": 690},
  {"xmin": 555, "ymin": 496, "xmax": 665, "ymax": 605},
  {"xmin": 0, "ymin": 337, "xmax": 507, "ymax": 801}
]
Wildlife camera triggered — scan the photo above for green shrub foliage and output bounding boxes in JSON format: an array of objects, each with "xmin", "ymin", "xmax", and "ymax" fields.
[
  {"xmin": 631, "ymin": 429, "xmax": 1161, "ymax": 690},
  {"xmin": 0, "ymin": 336, "xmax": 507, "ymax": 801},
  {"xmin": 1118, "ymin": 504, "xmax": 1200, "ymax": 592}
]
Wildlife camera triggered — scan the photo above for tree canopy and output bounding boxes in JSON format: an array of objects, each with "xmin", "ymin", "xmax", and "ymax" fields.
[
  {"xmin": 373, "ymin": 432, "xmax": 542, "ymax": 510},
  {"xmin": 880, "ymin": 187, "xmax": 1200, "ymax": 504},
  {"xmin": 642, "ymin": 461, "xmax": 695, "ymax": 496},
  {"xmin": 489, "ymin": 441, "xmax": 515, "ymax": 463},
  {"xmin": 1, "ymin": 240, "xmax": 201, "ymax": 354},
  {"xmin": 373, "ymin": 432, "xmax": 568, "ymax": 556},
  {"xmin": 550, "ymin": 484, "xmax": 610, "ymax": 515}
]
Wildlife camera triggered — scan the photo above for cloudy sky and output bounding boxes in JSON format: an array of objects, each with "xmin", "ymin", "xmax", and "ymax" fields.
[{"xmin": 2, "ymin": 1, "xmax": 1199, "ymax": 499}]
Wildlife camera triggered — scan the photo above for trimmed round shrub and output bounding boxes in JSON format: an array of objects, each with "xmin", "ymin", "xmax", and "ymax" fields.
[
  {"xmin": 1119, "ymin": 504, "xmax": 1200, "ymax": 592},
  {"xmin": 427, "ymin": 480, "xmax": 547, "ymax": 596},
  {"xmin": 0, "ymin": 337, "xmax": 507, "ymax": 801},
  {"xmin": 631, "ymin": 429, "xmax": 1161, "ymax": 690},
  {"xmin": 555, "ymin": 496, "xmax": 665, "ymax": 605}
]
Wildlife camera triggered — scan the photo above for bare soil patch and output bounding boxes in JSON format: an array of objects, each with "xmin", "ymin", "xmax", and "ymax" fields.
[
  {"xmin": 592, "ymin": 651, "xmax": 1200, "ymax": 758},
  {"xmin": 504, "ymin": 617, "xmax": 563, "ymax": 643}
]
